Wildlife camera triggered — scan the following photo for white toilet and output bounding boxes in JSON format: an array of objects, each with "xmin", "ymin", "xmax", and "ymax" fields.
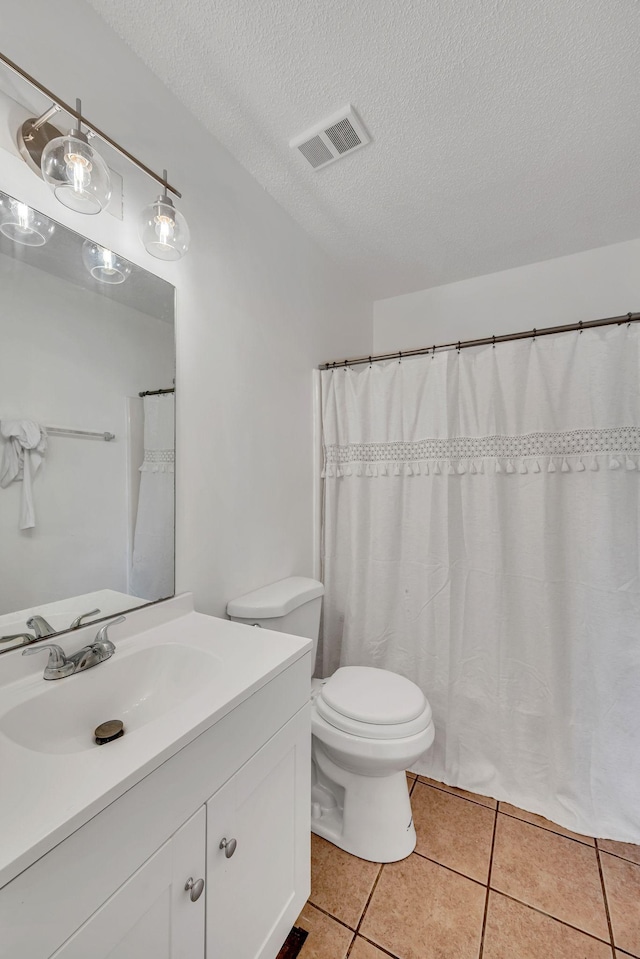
[{"xmin": 227, "ymin": 576, "xmax": 435, "ymax": 863}]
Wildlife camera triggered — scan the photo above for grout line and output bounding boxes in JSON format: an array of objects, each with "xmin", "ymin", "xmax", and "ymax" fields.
[
  {"xmin": 305, "ymin": 900, "xmax": 359, "ymax": 933},
  {"xmin": 478, "ymin": 804, "xmax": 498, "ymax": 959},
  {"xmin": 595, "ymin": 839, "xmax": 640, "ymax": 868},
  {"xmin": 415, "ymin": 778, "xmax": 496, "ymax": 809},
  {"xmin": 344, "ymin": 931, "xmax": 357, "ymax": 958},
  {"xmin": 496, "ymin": 806, "xmax": 594, "ymax": 847},
  {"xmin": 412, "ymin": 849, "xmax": 488, "ymax": 888},
  {"xmin": 487, "ymin": 888, "xmax": 614, "ymax": 947},
  {"xmin": 355, "ymin": 861, "xmax": 385, "ymax": 934},
  {"xmin": 594, "ymin": 840, "xmax": 617, "ymax": 957},
  {"xmin": 357, "ymin": 932, "xmax": 404, "ymax": 958}
]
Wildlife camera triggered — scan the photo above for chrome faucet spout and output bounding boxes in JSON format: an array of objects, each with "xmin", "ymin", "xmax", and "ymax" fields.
[{"xmin": 26, "ymin": 615, "xmax": 56, "ymax": 638}]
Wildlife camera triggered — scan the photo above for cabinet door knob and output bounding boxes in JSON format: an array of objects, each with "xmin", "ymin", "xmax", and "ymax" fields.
[
  {"xmin": 219, "ymin": 837, "xmax": 237, "ymax": 858},
  {"xmin": 184, "ymin": 877, "xmax": 205, "ymax": 902}
]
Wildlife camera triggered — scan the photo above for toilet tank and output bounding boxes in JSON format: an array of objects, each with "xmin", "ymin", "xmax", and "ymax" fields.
[{"xmin": 227, "ymin": 577, "xmax": 324, "ymax": 672}]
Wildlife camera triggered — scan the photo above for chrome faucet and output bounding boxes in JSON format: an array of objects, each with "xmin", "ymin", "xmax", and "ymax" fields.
[
  {"xmin": 22, "ymin": 616, "xmax": 125, "ymax": 680},
  {"xmin": 26, "ymin": 615, "xmax": 56, "ymax": 638}
]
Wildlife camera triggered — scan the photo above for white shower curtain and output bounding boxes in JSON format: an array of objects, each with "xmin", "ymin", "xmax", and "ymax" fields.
[
  {"xmin": 321, "ymin": 325, "xmax": 640, "ymax": 842},
  {"xmin": 131, "ymin": 394, "xmax": 175, "ymax": 600}
]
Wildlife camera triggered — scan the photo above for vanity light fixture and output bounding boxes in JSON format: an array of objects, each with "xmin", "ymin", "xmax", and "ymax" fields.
[
  {"xmin": 40, "ymin": 100, "xmax": 112, "ymax": 215},
  {"xmin": 82, "ymin": 239, "xmax": 132, "ymax": 284},
  {"xmin": 0, "ymin": 194, "xmax": 54, "ymax": 246},
  {"xmin": 139, "ymin": 171, "xmax": 190, "ymax": 261},
  {"xmin": 2, "ymin": 50, "xmax": 187, "ymax": 257}
]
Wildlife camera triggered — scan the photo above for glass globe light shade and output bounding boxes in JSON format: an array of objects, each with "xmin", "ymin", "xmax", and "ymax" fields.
[
  {"xmin": 82, "ymin": 240, "xmax": 132, "ymax": 284},
  {"xmin": 0, "ymin": 196, "xmax": 55, "ymax": 246},
  {"xmin": 139, "ymin": 195, "xmax": 190, "ymax": 261},
  {"xmin": 41, "ymin": 131, "xmax": 112, "ymax": 215}
]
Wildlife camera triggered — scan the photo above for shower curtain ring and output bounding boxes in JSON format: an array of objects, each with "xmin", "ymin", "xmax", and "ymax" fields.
[
  {"xmin": 628, "ymin": 312, "xmax": 633, "ymax": 326},
  {"xmin": 398, "ymin": 351, "xmax": 402, "ymax": 364},
  {"xmin": 369, "ymin": 356, "xmax": 372, "ymax": 368},
  {"xmin": 578, "ymin": 321, "xmax": 583, "ymax": 334},
  {"xmin": 457, "ymin": 341, "xmax": 461, "ymax": 353},
  {"xmin": 492, "ymin": 335, "xmax": 496, "ymax": 349},
  {"xmin": 432, "ymin": 345, "xmax": 435, "ymax": 359},
  {"xmin": 533, "ymin": 328, "xmax": 536, "ymax": 342}
]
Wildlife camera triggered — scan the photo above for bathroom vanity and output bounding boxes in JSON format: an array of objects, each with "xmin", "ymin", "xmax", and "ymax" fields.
[{"xmin": 0, "ymin": 596, "xmax": 311, "ymax": 959}]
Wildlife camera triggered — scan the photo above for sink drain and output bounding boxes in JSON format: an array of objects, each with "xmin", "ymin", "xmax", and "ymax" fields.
[{"xmin": 95, "ymin": 719, "xmax": 124, "ymax": 745}]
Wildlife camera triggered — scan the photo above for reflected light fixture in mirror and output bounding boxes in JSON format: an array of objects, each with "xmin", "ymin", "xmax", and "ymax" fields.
[
  {"xmin": 82, "ymin": 240, "xmax": 132, "ymax": 284},
  {"xmin": 41, "ymin": 99, "xmax": 112, "ymax": 215},
  {"xmin": 0, "ymin": 195, "xmax": 54, "ymax": 246},
  {"xmin": 139, "ymin": 170, "xmax": 190, "ymax": 261}
]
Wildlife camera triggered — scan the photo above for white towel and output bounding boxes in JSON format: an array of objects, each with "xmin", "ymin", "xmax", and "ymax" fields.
[{"xmin": 0, "ymin": 420, "xmax": 48, "ymax": 529}]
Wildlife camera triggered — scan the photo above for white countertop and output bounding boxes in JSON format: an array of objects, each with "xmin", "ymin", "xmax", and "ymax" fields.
[{"xmin": 0, "ymin": 595, "xmax": 311, "ymax": 888}]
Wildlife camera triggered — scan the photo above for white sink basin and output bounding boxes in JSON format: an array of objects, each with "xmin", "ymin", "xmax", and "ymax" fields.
[{"xmin": 1, "ymin": 642, "xmax": 220, "ymax": 754}]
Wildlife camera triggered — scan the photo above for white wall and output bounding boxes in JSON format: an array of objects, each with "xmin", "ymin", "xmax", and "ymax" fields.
[
  {"xmin": 0, "ymin": 0, "xmax": 372, "ymax": 618},
  {"xmin": 374, "ymin": 239, "xmax": 640, "ymax": 352},
  {"xmin": 0, "ymin": 255, "xmax": 174, "ymax": 614}
]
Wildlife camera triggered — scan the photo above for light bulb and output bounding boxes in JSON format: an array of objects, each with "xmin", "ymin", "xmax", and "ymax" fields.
[
  {"xmin": 139, "ymin": 192, "xmax": 189, "ymax": 261},
  {"xmin": 82, "ymin": 239, "xmax": 131, "ymax": 284},
  {"xmin": 101, "ymin": 248, "xmax": 116, "ymax": 275},
  {"xmin": 155, "ymin": 211, "xmax": 175, "ymax": 247},
  {"xmin": 15, "ymin": 202, "xmax": 30, "ymax": 230},
  {"xmin": 0, "ymin": 194, "xmax": 54, "ymax": 246},
  {"xmin": 65, "ymin": 150, "xmax": 92, "ymax": 196}
]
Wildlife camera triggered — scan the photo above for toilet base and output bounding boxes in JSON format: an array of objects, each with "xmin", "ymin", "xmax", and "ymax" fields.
[{"xmin": 311, "ymin": 746, "xmax": 416, "ymax": 862}]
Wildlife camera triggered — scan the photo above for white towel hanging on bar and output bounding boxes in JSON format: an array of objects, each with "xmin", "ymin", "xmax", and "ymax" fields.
[{"xmin": 0, "ymin": 419, "xmax": 48, "ymax": 529}]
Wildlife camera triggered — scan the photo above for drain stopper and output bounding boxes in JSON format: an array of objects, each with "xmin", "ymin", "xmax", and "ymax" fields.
[{"xmin": 95, "ymin": 719, "xmax": 124, "ymax": 745}]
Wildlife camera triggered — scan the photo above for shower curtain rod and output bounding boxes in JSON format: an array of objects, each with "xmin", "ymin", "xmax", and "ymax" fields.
[
  {"xmin": 320, "ymin": 310, "xmax": 640, "ymax": 370},
  {"xmin": 138, "ymin": 388, "xmax": 175, "ymax": 397}
]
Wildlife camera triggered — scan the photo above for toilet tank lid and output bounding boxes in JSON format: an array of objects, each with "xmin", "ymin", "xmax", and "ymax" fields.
[{"xmin": 227, "ymin": 577, "xmax": 324, "ymax": 619}]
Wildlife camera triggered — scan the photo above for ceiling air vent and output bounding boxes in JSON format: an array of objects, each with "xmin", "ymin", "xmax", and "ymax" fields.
[{"xmin": 290, "ymin": 105, "xmax": 370, "ymax": 171}]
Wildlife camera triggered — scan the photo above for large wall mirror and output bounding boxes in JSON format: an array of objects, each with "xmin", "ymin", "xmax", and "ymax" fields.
[{"xmin": 0, "ymin": 190, "xmax": 175, "ymax": 652}]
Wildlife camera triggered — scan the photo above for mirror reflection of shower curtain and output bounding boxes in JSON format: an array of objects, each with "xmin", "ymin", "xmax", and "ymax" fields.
[{"xmin": 131, "ymin": 394, "xmax": 175, "ymax": 599}]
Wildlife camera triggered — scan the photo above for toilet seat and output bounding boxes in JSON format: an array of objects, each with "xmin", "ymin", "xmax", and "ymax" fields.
[{"xmin": 315, "ymin": 666, "xmax": 432, "ymax": 740}]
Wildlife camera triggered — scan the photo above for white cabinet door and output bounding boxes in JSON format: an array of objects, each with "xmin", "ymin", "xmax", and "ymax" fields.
[
  {"xmin": 206, "ymin": 706, "xmax": 310, "ymax": 959},
  {"xmin": 51, "ymin": 806, "xmax": 206, "ymax": 959}
]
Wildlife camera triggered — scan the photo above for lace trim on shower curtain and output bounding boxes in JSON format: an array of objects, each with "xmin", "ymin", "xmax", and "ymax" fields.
[
  {"xmin": 322, "ymin": 426, "xmax": 640, "ymax": 477},
  {"xmin": 140, "ymin": 449, "xmax": 175, "ymax": 473}
]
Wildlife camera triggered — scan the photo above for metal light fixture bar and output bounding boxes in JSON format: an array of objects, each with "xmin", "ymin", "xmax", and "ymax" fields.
[{"xmin": 0, "ymin": 49, "xmax": 181, "ymax": 198}]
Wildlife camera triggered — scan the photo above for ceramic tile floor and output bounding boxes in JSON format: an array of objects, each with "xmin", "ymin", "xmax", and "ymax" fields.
[{"xmin": 296, "ymin": 774, "xmax": 640, "ymax": 959}]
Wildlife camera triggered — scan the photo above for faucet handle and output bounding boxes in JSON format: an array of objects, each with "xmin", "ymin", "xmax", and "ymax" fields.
[
  {"xmin": 69, "ymin": 608, "xmax": 101, "ymax": 629},
  {"xmin": 1, "ymin": 633, "xmax": 36, "ymax": 645},
  {"xmin": 93, "ymin": 616, "xmax": 125, "ymax": 652},
  {"xmin": 22, "ymin": 643, "xmax": 74, "ymax": 679}
]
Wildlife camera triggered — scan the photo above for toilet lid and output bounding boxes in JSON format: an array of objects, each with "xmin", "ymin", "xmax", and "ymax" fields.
[{"xmin": 319, "ymin": 666, "xmax": 427, "ymax": 725}]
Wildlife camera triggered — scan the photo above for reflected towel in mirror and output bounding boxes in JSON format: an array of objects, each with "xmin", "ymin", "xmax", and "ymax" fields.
[{"xmin": 0, "ymin": 419, "xmax": 48, "ymax": 529}]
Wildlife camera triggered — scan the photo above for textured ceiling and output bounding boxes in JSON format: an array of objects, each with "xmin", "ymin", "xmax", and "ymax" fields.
[{"xmin": 86, "ymin": 0, "xmax": 640, "ymax": 299}]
